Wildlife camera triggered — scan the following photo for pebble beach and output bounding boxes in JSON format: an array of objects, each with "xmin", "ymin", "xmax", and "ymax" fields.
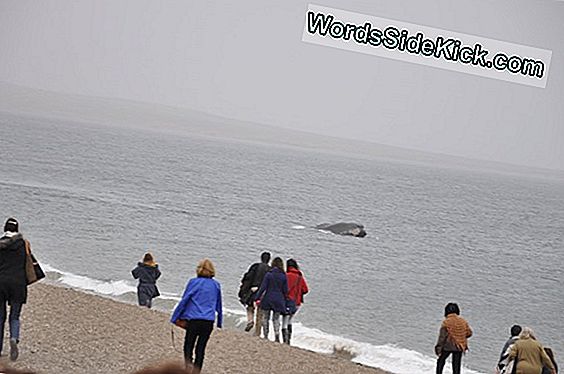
[{"xmin": 1, "ymin": 284, "xmax": 392, "ymax": 374}]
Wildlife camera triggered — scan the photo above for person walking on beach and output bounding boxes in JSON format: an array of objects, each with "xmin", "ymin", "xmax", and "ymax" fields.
[
  {"xmin": 0, "ymin": 218, "xmax": 30, "ymax": 361},
  {"xmin": 238, "ymin": 251, "xmax": 270, "ymax": 335},
  {"xmin": 171, "ymin": 259, "xmax": 222, "ymax": 374},
  {"xmin": 509, "ymin": 327, "xmax": 556, "ymax": 374},
  {"xmin": 255, "ymin": 257, "xmax": 288, "ymax": 343},
  {"xmin": 282, "ymin": 258, "xmax": 308, "ymax": 345},
  {"xmin": 496, "ymin": 324, "xmax": 522, "ymax": 374},
  {"xmin": 434, "ymin": 302, "xmax": 473, "ymax": 374},
  {"xmin": 132, "ymin": 252, "xmax": 161, "ymax": 308}
]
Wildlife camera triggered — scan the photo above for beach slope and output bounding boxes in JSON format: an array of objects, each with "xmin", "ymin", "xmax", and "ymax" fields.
[{"xmin": 3, "ymin": 284, "xmax": 391, "ymax": 374}]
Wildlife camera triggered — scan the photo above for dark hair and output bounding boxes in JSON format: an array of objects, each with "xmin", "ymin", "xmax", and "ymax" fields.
[
  {"xmin": 286, "ymin": 258, "xmax": 299, "ymax": 270},
  {"xmin": 133, "ymin": 362, "xmax": 191, "ymax": 374},
  {"xmin": 271, "ymin": 257, "xmax": 284, "ymax": 271},
  {"xmin": 511, "ymin": 324, "xmax": 522, "ymax": 337},
  {"xmin": 4, "ymin": 217, "xmax": 19, "ymax": 233},
  {"xmin": 260, "ymin": 251, "xmax": 271, "ymax": 264},
  {"xmin": 444, "ymin": 302, "xmax": 460, "ymax": 317}
]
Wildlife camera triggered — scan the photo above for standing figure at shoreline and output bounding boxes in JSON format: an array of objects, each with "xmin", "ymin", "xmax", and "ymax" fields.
[
  {"xmin": 171, "ymin": 259, "xmax": 222, "ymax": 374},
  {"xmin": 282, "ymin": 258, "xmax": 308, "ymax": 345},
  {"xmin": 255, "ymin": 257, "xmax": 288, "ymax": 343},
  {"xmin": 509, "ymin": 327, "xmax": 556, "ymax": 374},
  {"xmin": 0, "ymin": 218, "xmax": 29, "ymax": 361},
  {"xmin": 132, "ymin": 252, "xmax": 161, "ymax": 308},
  {"xmin": 434, "ymin": 302, "xmax": 473, "ymax": 374},
  {"xmin": 238, "ymin": 251, "xmax": 271, "ymax": 335},
  {"xmin": 496, "ymin": 324, "xmax": 522, "ymax": 374}
]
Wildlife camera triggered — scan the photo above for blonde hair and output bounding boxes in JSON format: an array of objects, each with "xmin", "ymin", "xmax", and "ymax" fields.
[
  {"xmin": 196, "ymin": 259, "xmax": 215, "ymax": 278},
  {"xmin": 519, "ymin": 327, "xmax": 536, "ymax": 340}
]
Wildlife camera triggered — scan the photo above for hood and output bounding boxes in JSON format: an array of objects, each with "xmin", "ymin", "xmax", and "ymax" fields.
[{"xmin": 0, "ymin": 232, "xmax": 23, "ymax": 251}]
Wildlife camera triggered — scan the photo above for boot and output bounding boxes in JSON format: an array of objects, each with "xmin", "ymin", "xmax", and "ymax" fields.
[
  {"xmin": 9, "ymin": 339, "xmax": 18, "ymax": 361},
  {"xmin": 282, "ymin": 328, "xmax": 289, "ymax": 344},
  {"xmin": 287, "ymin": 324, "xmax": 293, "ymax": 345},
  {"xmin": 274, "ymin": 333, "xmax": 280, "ymax": 343}
]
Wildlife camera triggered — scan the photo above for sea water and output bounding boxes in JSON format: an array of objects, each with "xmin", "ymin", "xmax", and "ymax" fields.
[{"xmin": 1, "ymin": 113, "xmax": 562, "ymax": 374}]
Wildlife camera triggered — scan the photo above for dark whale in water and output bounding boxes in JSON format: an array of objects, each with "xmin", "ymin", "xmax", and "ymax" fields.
[{"xmin": 315, "ymin": 223, "xmax": 367, "ymax": 237}]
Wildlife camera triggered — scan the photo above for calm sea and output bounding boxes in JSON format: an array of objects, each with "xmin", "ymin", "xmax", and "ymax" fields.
[{"xmin": 1, "ymin": 112, "xmax": 562, "ymax": 374}]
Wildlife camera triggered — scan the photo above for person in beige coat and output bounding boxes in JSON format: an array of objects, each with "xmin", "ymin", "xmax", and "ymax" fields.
[{"xmin": 509, "ymin": 327, "xmax": 556, "ymax": 374}]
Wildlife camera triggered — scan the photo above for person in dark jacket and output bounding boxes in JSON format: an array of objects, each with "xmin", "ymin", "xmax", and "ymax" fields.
[
  {"xmin": 281, "ymin": 258, "xmax": 308, "ymax": 345},
  {"xmin": 132, "ymin": 253, "xmax": 161, "ymax": 308},
  {"xmin": 496, "ymin": 325, "xmax": 522, "ymax": 374},
  {"xmin": 238, "ymin": 251, "xmax": 270, "ymax": 335},
  {"xmin": 255, "ymin": 257, "xmax": 288, "ymax": 343},
  {"xmin": 171, "ymin": 259, "xmax": 222, "ymax": 374},
  {"xmin": 0, "ymin": 218, "xmax": 29, "ymax": 361},
  {"xmin": 435, "ymin": 303, "xmax": 473, "ymax": 374}
]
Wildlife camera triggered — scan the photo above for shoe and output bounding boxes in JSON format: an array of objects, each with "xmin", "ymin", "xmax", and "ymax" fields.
[
  {"xmin": 274, "ymin": 333, "xmax": 280, "ymax": 343},
  {"xmin": 9, "ymin": 339, "xmax": 18, "ymax": 361},
  {"xmin": 244, "ymin": 321, "xmax": 254, "ymax": 332}
]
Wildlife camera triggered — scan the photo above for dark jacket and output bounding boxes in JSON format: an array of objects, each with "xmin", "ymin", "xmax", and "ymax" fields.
[
  {"xmin": 0, "ymin": 233, "xmax": 28, "ymax": 304},
  {"xmin": 238, "ymin": 262, "xmax": 270, "ymax": 306},
  {"xmin": 256, "ymin": 267, "xmax": 288, "ymax": 313},
  {"xmin": 132, "ymin": 262, "xmax": 161, "ymax": 300}
]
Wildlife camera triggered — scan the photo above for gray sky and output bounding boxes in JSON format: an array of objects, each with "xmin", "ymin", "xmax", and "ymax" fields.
[{"xmin": 1, "ymin": 0, "xmax": 563, "ymax": 170}]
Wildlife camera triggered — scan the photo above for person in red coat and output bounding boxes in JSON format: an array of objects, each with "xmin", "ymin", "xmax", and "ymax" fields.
[{"xmin": 282, "ymin": 258, "xmax": 309, "ymax": 345}]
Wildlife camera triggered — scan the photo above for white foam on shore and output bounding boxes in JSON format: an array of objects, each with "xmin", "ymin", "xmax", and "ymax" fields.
[
  {"xmin": 291, "ymin": 225, "xmax": 306, "ymax": 230},
  {"xmin": 43, "ymin": 263, "xmax": 137, "ymax": 296},
  {"xmin": 291, "ymin": 323, "xmax": 486, "ymax": 374},
  {"xmin": 40, "ymin": 265, "xmax": 486, "ymax": 374}
]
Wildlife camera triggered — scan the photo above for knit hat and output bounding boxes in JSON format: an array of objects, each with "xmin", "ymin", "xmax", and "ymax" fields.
[{"xmin": 4, "ymin": 217, "xmax": 19, "ymax": 233}]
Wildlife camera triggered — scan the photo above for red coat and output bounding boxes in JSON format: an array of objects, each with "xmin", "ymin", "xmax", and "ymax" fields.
[{"xmin": 286, "ymin": 267, "xmax": 309, "ymax": 306}]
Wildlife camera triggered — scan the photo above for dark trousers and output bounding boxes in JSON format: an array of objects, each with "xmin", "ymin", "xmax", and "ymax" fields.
[
  {"xmin": 184, "ymin": 319, "xmax": 214, "ymax": 370},
  {"xmin": 0, "ymin": 300, "xmax": 23, "ymax": 353},
  {"xmin": 436, "ymin": 351, "xmax": 462, "ymax": 374}
]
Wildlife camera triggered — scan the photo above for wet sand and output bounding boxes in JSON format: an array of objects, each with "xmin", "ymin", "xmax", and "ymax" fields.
[{"xmin": 2, "ymin": 284, "xmax": 392, "ymax": 374}]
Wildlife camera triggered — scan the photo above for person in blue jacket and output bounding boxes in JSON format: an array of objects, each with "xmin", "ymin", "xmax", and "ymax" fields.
[
  {"xmin": 171, "ymin": 259, "xmax": 222, "ymax": 374},
  {"xmin": 255, "ymin": 257, "xmax": 288, "ymax": 342}
]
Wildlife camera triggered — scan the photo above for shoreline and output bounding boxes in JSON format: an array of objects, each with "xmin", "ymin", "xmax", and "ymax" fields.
[{"xmin": 3, "ymin": 283, "xmax": 393, "ymax": 374}]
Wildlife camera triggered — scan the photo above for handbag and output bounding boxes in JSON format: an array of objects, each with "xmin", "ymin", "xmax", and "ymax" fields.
[
  {"xmin": 25, "ymin": 240, "xmax": 45, "ymax": 285},
  {"xmin": 174, "ymin": 319, "xmax": 188, "ymax": 329},
  {"xmin": 285, "ymin": 298, "xmax": 297, "ymax": 315}
]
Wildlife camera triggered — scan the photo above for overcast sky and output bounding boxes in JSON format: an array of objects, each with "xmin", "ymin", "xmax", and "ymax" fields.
[{"xmin": 1, "ymin": 0, "xmax": 563, "ymax": 170}]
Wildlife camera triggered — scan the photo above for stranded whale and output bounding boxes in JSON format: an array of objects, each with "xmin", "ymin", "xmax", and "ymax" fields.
[{"xmin": 315, "ymin": 223, "xmax": 367, "ymax": 237}]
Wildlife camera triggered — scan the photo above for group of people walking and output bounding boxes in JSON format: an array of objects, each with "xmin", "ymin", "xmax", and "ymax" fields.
[
  {"xmin": 434, "ymin": 303, "xmax": 558, "ymax": 374},
  {"xmin": 0, "ymin": 216, "xmax": 558, "ymax": 374},
  {"xmin": 129, "ymin": 250, "xmax": 309, "ymax": 373},
  {"xmin": 238, "ymin": 252, "xmax": 309, "ymax": 345}
]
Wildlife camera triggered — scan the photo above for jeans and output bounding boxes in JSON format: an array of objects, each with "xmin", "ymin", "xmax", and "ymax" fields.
[
  {"xmin": 262, "ymin": 309, "xmax": 281, "ymax": 340},
  {"xmin": 184, "ymin": 319, "xmax": 214, "ymax": 370},
  {"xmin": 436, "ymin": 351, "xmax": 462, "ymax": 374},
  {"xmin": 0, "ymin": 301, "xmax": 23, "ymax": 353}
]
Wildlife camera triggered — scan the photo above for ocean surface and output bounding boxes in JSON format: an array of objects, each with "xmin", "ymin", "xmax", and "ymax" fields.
[{"xmin": 1, "ymin": 112, "xmax": 562, "ymax": 374}]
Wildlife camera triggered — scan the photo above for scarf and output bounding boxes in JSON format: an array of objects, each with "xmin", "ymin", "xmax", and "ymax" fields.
[{"xmin": 442, "ymin": 314, "xmax": 471, "ymax": 351}]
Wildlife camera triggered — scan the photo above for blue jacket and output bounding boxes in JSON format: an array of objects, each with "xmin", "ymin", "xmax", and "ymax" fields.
[
  {"xmin": 171, "ymin": 277, "xmax": 223, "ymax": 328},
  {"xmin": 256, "ymin": 267, "xmax": 288, "ymax": 313}
]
